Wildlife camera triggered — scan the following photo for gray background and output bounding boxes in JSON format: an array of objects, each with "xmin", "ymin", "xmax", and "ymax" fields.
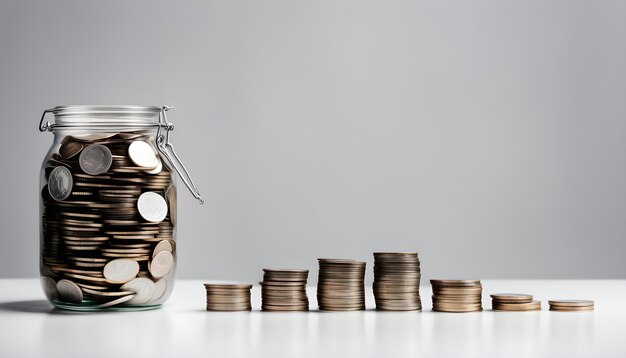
[{"xmin": 1, "ymin": 0, "xmax": 624, "ymax": 282}]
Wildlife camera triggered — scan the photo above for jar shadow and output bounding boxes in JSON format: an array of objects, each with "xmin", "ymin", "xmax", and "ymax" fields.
[{"xmin": 0, "ymin": 300, "xmax": 103, "ymax": 315}]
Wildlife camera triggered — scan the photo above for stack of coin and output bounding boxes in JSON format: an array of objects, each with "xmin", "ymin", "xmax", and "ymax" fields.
[
  {"xmin": 430, "ymin": 279, "xmax": 483, "ymax": 312},
  {"xmin": 40, "ymin": 132, "xmax": 176, "ymax": 308},
  {"xmin": 260, "ymin": 269, "xmax": 309, "ymax": 311},
  {"xmin": 372, "ymin": 252, "xmax": 422, "ymax": 311},
  {"xmin": 548, "ymin": 300, "xmax": 594, "ymax": 312},
  {"xmin": 491, "ymin": 293, "xmax": 541, "ymax": 311},
  {"xmin": 317, "ymin": 259, "xmax": 366, "ymax": 311},
  {"xmin": 204, "ymin": 284, "xmax": 252, "ymax": 311}
]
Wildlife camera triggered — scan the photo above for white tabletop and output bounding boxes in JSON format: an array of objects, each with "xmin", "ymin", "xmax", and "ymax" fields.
[{"xmin": 0, "ymin": 279, "xmax": 624, "ymax": 358}]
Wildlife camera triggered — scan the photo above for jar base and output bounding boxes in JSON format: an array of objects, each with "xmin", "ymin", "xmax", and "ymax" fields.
[{"xmin": 51, "ymin": 300, "xmax": 162, "ymax": 312}]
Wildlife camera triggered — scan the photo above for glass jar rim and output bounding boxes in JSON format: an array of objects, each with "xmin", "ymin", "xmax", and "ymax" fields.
[{"xmin": 47, "ymin": 105, "xmax": 162, "ymax": 128}]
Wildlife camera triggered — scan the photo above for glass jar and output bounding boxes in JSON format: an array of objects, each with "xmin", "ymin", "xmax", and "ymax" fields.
[{"xmin": 38, "ymin": 105, "xmax": 202, "ymax": 311}]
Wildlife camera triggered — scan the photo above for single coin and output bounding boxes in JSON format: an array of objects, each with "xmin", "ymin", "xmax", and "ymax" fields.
[
  {"xmin": 59, "ymin": 140, "xmax": 83, "ymax": 159},
  {"xmin": 153, "ymin": 240, "xmax": 173, "ymax": 258},
  {"xmin": 151, "ymin": 278, "xmax": 168, "ymax": 302},
  {"xmin": 81, "ymin": 287, "xmax": 135, "ymax": 297},
  {"xmin": 549, "ymin": 306, "xmax": 594, "ymax": 312},
  {"xmin": 128, "ymin": 141, "xmax": 159, "ymax": 168},
  {"xmin": 41, "ymin": 276, "xmax": 59, "ymax": 301},
  {"xmin": 97, "ymin": 294, "xmax": 137, "ymax": 308},
  {"xmin": 146, "ymin": 159, "xmax": 163, "ymax": 174},
  {"xmin": 56, "ymin": 279, "xmax": 83, "ymax": 303},
  {"xmin": 204, "ymin": 284, "xmax": 253, "ymax": 290},
  {"xmin": 165, "ymin": 185, "xmax": 177, "ymax": 226},
  {"xmin": 149, "ymin": 251, "xmax": 174, "ymax": 278},
  {"xmin": 548, "ymin": 300, "xmax": 594, "ymax": 307},
  {"xmin": 79, "ymin": 144, "xmax": 113, "ymax": 175},
  {"xmin": 48, "ymin": 166, "xmax": 73, "ymax": 201},
  {"xmin": 121, "ymin": 278, "xmax": 156, "ymax": 304},
  {"xmin": 103, "ymin": 259, "xmax": 140, "ymax": 283},
  {"xmin": 138, "ymin": 192, "xmax": 168, "ymax": 223},
  {"xmin": 491, "ymin": 293, "xmax": 533, "ymax": 303},
  {"xmin": 430, "ymin": 279, "xmax": 481, "ymax": 287}
]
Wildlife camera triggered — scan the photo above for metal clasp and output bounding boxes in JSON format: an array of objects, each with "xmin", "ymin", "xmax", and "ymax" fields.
[
  {"xmin": 39, "ymin": 108, "xmax": 55, "ymax": 132},
  {"xmin": 157, "ymin": 106, "xmax": 204, "ymax": 204}
]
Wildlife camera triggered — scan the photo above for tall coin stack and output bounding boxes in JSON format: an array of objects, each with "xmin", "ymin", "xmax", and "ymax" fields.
[
  {"xmin": 317, "ymin": 259, "xmax": 366, "ymax": 311},
  {"xmin": 491, "ymin": 293, "xmax": 541, "ymax": 311},
  {"xmin": 260, "ymin": 269, "xmax": 309, "ymax": 311},
  {"xmin": 41, "ymin": 132, "xmax": 176, "ymax": 308},
  {"xmin": 373, "ymin": 252, "xmax": 422, "ymax": 311},
  {"xmin": 204, "ymin": 284, "xmax": 252, "ymax": 311},
  {"xmin": 430, "ymin": 279, "xmax": 483, "ymax": 312}
]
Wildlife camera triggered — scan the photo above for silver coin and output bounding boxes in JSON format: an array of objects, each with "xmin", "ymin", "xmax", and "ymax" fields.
[
  {"xmin": 152, "ymin": 240, "xmax": 173, "ymax": 258},
  {"xmin": 48, "ymin": 166, "xmax": 73, "ymax": 201},
  {"xmin": 149, "ymin": 251, "xmax": 174, "ymax": 278},
  {"xmin": 137, "ymin": 192, "xmax": 168, "ymax": 223},
  {"xmin": 103, "ymin": 258, "xmax": 140, "ymax": 284},
  {"xmin": 150, "ymin": 278, "xmax": 168, "ymax": 302},
  {"xmin": 79, "ymin": 144, "xmax": 113, "ymax": 175},
  {"xmin": 146, "ymin": 159, "xmax": 163, "ymax": 174},
  {"xmin": 41, "ymin": 276, "xmax": 59, "ymax": 301},
  {"xmin": 121, "ymin": 278, "xmax": 156, "ymax": 304},
  {"xmin": 56, "ymin": 279, "xmax": 83, "ymax": 303},
  {"xmin": 128, "ymin": 141, "xmax": 159, "ymax": 168},
  {"xmin": 96, "ymin": 294, "xmax": 136, "ymax": 308}
]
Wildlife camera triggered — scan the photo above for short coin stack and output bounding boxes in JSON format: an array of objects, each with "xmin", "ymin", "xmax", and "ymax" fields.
[
  {"xmin": 317, "ymin": 259, "xmax": 366, "ymax": 311},
  {"xmin": 491, "ymin": 293, "xmax": 541, "ymax": 311},
  {"xmin": 431, "ymin": 279, "xmax": 483, "ymax": 312},
  {"xmin": 260, "ymin": 269, "xmax": 309, "ymax": 311},
  {"xmin": 373, "ymin": 252, "xmax": 422, "ymax": 311},
  {"xmin": 548, "ymin": 300, "xmax": 594, "ymax": 312},
  {"xmin": 204, "ymin": 284, "xmax": 252, "ymax": 311}
]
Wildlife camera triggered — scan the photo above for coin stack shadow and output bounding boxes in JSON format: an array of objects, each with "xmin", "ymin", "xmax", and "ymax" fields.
[
  {"xmin": 373, "ymin": 252, "xmax": 422, "ymax": 311},
  {"xmin": 204, "ymin": 284, "xmax": 252, "ymax": 311},
  {"xmin": 548, "ymin": 300, "xmax": 594, "ymax": 312},
  {"xmin": 491, "ymin": 293, "xmax": 541, "ymax": 311},
  {"xmin": 41, "ymin": 132, "xmax": 176, "ymax": 308},
  {"xmin": 260, "ymin": 269, "xmax": 309, "ymax": 311},
  {"xmin": 317, "ymin": 259, "xmax": 366, "ymax": 311},
  {"xmin": 430, "ymin": 280, "xmax": 483, "ymax": 312}
]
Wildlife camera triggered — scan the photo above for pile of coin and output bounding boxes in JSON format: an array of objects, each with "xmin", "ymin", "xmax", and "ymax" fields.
[
  {"xmin": 317, "ymin": 259, "xmax": 366, "ymax": 311},
  {"xmin": 491, "ymin": 293, "xmax": 541, "ymax": 311},
  {"xmin": 260, "ymin": 269, "xmax": 309, "ymax": 311},
  {"xmin": 204, "ymin": 284, "xmax": 252, "ymax": 311},
  {"xmin": 372, "ymin": 252, "xmax": 422, "ymax": 311},
  {"xmin": 548, "ymin": 300, "xmax": 594, "ymax": 312},
  {"xmin": 430, "ymin": 279, "xmax": 483, "ymax": 312},
  {"xmin": 40, "ymin": 131, "xmax": 176, "ymax": 308}
]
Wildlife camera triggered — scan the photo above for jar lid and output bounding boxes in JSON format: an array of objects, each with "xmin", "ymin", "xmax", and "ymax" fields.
[{"xmin": 48, "ymin": 105, "xmax": 161, "ymax": 127}]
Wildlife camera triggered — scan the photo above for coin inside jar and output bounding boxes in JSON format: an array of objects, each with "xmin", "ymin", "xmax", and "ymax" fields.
[
  {"xmin": 79, "ymin": 144, "xmax": 113, "ymax": 175},
  {"xmin": 103, "ymin": 258, "xmax": 140, "ymax": 284},
  {"xmin": 137, "ymin": 192, "xmax": 168, "ymax": 223},
  {"xmin": 128, "ymin": 140, "xmax": 159, "ymax": 168},
  {"xmin": 48, "ymin": 166, "xmax": 73, "ymax": 201},
  {"xmin": 56, "ymin": 279, "xmax": 83, "ymax": 303}
]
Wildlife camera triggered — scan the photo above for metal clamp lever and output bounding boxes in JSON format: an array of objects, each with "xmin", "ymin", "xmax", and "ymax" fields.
[
  {"xmin": 39, "ymin": 108, "xmax": 55, "ymax": 132},
  {"xmin": 157, "ymin": 106, "xmax": 204, "ymax": 204}
]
